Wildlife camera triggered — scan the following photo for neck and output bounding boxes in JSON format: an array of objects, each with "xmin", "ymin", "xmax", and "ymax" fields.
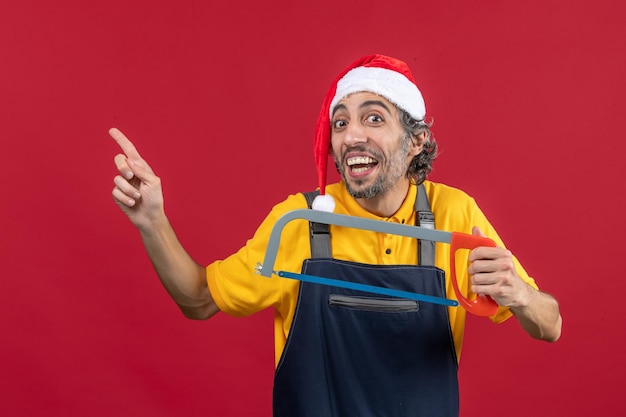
[{"xmin": 355, "ymin": 179, "xmax": 411, "ymax": 218}]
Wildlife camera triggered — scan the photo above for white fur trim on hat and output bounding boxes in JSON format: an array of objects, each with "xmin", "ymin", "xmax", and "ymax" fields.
[{"xmin": 329, "ymin": 66, "xmax": 426, "ymax": 121}]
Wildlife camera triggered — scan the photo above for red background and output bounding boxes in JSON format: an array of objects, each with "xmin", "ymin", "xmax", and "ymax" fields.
[{"xmin": 1, "ymin": 1, "xmax": 624, "ymax": 416}]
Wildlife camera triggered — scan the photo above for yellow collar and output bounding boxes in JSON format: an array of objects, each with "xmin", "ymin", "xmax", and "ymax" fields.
[{"xmin": 335, "ymin": 181, "xmax": 418, "ymax": 224}]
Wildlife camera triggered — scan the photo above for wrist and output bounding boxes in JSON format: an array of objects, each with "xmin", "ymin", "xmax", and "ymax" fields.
[
  {"xmin": 511, "ymin": 284, "xmax": 537, "ymax": 312},
  {"xmin": 136, "ymin": 208, "xmax": 169, "ymax": 235}
]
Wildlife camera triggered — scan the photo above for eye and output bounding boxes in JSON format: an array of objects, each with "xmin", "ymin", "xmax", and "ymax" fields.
[
  {"xmin": 366, "ymin": 114, "xmax": 383, "ymax": 124},
  {"xmin": 333, "ymin": 119, "xmax": 348, "ymax": 129}
]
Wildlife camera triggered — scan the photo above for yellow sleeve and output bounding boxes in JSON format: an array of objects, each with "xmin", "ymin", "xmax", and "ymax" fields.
[{"xmin": 206, "ymin": 193, "xmax": 311, "ymax": 318}]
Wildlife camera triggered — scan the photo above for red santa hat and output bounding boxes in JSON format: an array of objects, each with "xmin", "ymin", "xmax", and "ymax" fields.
[{"xmin": 311, "ymin": 54, "xmax": 426, "ymax": 212}]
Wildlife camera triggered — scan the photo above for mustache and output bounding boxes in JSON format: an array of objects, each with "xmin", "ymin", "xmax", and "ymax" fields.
[{"xmin": 338, "ymin": 145, "xmax": 384, "ymax": 164}]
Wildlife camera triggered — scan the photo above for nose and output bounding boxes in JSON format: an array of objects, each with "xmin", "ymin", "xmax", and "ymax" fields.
[{"xmin": 344, "ymin": 122, "xmax": 367, "ymax": 147}]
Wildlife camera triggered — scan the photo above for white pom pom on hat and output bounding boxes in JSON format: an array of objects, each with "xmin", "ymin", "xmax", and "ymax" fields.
[
  {"xmin": 311, "ymin": 54, "xmax": 427, "ymax": 212},
  {"xmin": 311, "ymin": 193, "xmax": 336, "ymax": 212}
]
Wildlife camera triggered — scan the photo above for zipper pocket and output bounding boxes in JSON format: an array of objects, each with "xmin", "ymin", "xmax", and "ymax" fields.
[{"xmin": 328, "ymin": 294, "xmax": 418, "ymax": 313}]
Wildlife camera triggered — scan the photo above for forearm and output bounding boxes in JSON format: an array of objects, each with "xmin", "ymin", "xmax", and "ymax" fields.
[
  {"xmin": 138, "ymin": 214, "xmax": 218, "ymax": 320},
  {"xmin": 510, "ymin": 288, "xmax": 562, "ymax": 342}
]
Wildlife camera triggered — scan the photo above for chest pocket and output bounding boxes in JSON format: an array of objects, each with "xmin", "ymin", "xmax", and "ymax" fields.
[{"xmin": 329, "ymin": 293, "xmax": 419, "ymax": 312}]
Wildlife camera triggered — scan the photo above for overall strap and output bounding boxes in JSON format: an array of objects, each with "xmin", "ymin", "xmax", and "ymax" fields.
[
  {"xmin": 415, "ymin": 183, "xmax": 436, "ymax": 266},
  {"xmin": 303, "ymin": 185, "xmax": 436, "ymax": 265},
  {"xmin": 303, "ymin": 190, "xmax": 332, "ymax": 258}
]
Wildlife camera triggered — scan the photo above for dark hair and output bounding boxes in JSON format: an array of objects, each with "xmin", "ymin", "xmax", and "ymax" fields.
[{"xmin": 399, "ymin": 109, "xmax": 437, "ymax": 185}]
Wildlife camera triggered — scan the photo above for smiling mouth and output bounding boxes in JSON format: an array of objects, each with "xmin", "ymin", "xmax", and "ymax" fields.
[{"xmin": 347, "ymin": 156, "xmax": 378, "ymax": 174}]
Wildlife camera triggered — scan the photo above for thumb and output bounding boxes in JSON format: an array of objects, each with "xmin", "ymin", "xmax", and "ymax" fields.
[
  {"xmin": 127, "ymin": 159, "xmax": 157, "ymax": 184},
  {"xmin": 472, "ymin": 226, "xmax": 486, "ymax": 237}
]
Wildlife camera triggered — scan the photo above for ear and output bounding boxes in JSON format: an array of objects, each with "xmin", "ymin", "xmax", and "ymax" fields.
[{"xmin": 408, "ymin": 131, "xmax": 427, "ymax": 157}]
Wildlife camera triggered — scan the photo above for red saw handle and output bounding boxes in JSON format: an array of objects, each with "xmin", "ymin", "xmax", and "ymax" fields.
[{"xmin": 449, "ymin": 232, "xmax": 499, "ymax": 317}]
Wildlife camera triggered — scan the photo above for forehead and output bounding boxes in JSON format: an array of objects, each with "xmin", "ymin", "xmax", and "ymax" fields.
[{"xmin": 332, "ymin": 91, "xmax": 396, "ymax": 115}]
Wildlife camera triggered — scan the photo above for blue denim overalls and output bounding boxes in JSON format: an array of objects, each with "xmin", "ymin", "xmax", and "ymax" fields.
[{"xmin": 273, "ymin": 185, "xmax": 459, "ymax": 417}]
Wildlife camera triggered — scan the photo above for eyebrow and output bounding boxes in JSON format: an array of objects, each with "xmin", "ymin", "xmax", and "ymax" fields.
[
  {"xmin": 361, "ymin": 100, "xmax": 392, "ymax": 114},
  {"xmin": 331, "ymin": 99, "xmax": 392, "ymax": 117}
]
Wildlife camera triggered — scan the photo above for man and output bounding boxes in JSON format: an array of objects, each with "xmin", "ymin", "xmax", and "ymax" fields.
[{"xmin": 111, "ymin": 54, "xmax": 561, "ymax": 416}]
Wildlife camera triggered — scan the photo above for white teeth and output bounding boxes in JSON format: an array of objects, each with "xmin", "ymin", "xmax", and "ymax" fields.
[{"xmin": 347, "ymin": 156, "xmax": 376, "ymax": 166}]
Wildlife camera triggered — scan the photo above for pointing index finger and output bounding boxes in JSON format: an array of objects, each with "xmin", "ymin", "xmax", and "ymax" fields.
[{"xmin": 109, "ymin": 127, "xmax": 142, "ymax": 159}]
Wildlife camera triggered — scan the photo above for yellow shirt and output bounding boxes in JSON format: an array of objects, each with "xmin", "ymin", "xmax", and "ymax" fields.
[{"xmin": 207, "ymin": 181, "xmax": 538, "ymax": 364}]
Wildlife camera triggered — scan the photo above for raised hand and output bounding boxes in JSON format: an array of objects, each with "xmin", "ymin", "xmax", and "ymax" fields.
[
  {"xmin": 109, "ymin": 127, "xmax": 217, "ymax": 319},
  {"xmin": 110, "ymin": 128, "xmax": 165, "ymax": 230}
]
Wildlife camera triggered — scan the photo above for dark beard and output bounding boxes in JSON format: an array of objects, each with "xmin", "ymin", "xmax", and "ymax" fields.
[
  {"xmin": 333, "ymin": 136, "xmax": 411, "ymax": 200},
  {"xmin": 343, "ymin": 175, "xmax": 388, "ymax": 199}
]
